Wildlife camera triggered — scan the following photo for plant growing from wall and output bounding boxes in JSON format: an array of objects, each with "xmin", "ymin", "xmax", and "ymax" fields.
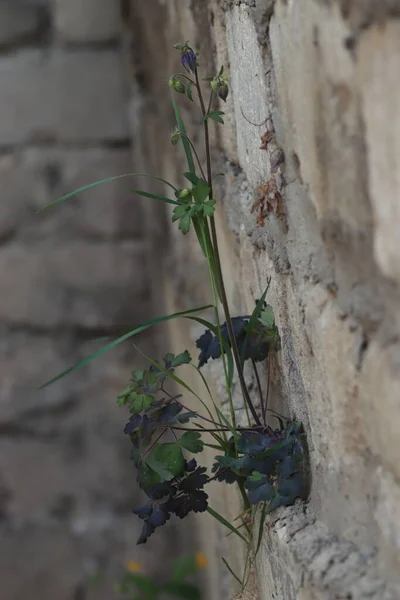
[{"xmin": 41, "ymin": 42, "xmax": 307, "ymax": 591}]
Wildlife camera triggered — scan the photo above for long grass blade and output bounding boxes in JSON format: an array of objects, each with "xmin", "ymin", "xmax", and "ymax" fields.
[
  {"xmin": 171, "ymin": 93, "xmax": 196, "ymax": 174},
  {"xmin": 38, "ymin": 173, "xmax": 178, "ymax": 212},
  {"xmin": 206, "ymin": 507, "xmax": 247, "ymax": 543},
  {"xmin": 130, "ymin": 189, "xmax": 180, "ymax": 206},
  {"xmin": 255, "ymin": 501, "xmax": 268, "ymax": 556},
  {"xmin": 188, "ymin": 363, "xmax": 227, "ymax": 443},
  {"xmin": 221, "ymin": 558, "xmax": 243, "ymax": 586},
  {"xmin": 41, "ymin": 305, "xmax": 212, "ymax": 388}
]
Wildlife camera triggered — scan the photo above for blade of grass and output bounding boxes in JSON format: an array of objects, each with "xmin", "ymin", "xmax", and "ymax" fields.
[
  {"xmin": 41, "ymin": 305, "xmax": 212, "ymax": 388},
  {"xmin": 171, "ymin": 93, "xmax": 196, "ymax": 174},
  {"xmin": 38, "ymin": 173, "xmax": 178, "ymax": 212},
  {"xmin": 206, "ymin": 507, "xmax": 247, "ymax": 543},
  {"xmin": 130, "ymin": 189, "xmax": 180, "ymax": 206},
  {"xmin": 188, "ymin": 363, "xmax": 228, "ymax": 443},
  {"xmin": 255, "ymin": 501, "xmax": 268, "ymax": 556},
  {"xmin": 221, "ymin": 558, "xmax": 243, "ymax": 587}
]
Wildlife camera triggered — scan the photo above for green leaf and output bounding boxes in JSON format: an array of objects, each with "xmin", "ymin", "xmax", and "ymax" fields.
[
  {"xmin": 137, "ymin": 463, "xmax": 161, "ymax": 492},
  {"xmin": 209, "ymin": 112, "xmax": 224, "ymax": 124},
  {"xmin": 259, "ymin": 304, "xmax": 275, "ymax": 329},
  {"xmin": 41, "ymin": 305, "xmax": 213, "ymax": 388},
  {"xmin": 179, "ymin": 431, "xmax": 204, "ymax": 454},
  {"xmin": 203, "ymin": 203, "xmax": 215, "ymax": 217},
  {"xmin": 179, "ymin": 213, "xmax": 191, "ymax": 234},
  {"xmin": 171, "ymin": 555, "xmax": 197, "ymax": 583},
  {"xmin": 206, "ymin": 507, "xmax": 247, "ymax": 542},
  {"xmin": 147, "ymin": 443, "xmax": 185, "ymax": 480},
  {"xmin": 171, "ymin": 93, "xmax": 196, "ymax": 174},
  {"xmin": 162, "ymin": 582, "xmax": 201, "ymax": 600},
  {"xmin": 241, "ymin": 282, "xmax": 271, "ymax": 364},
  {"xmin": 202, "ymin": 111, "xmax": 225, "ymax": 124},
  {"xmin": 129, "ymin": 392, "xmax": 154, "ymax": 414},
  {"xmin": 168, "ymin": 350, "xmax": 192, "ymax": 368},
  {"xmin": 130, "ymin": 189, "xmax": 180, "ymax": 206},
  {"xmin": 183, "ymin": 172, "xmax": 200, "ymax": 185},
  {"xmin": 192, "ymin": 179, "xmax": 210, "ymax": 204},
  {"xmin": 191, "ymin": 215, "xmax": 208, "ymax": 259},
  {"xmin": 38, "ymin": 173, "xmax": 178, "ymax": 212},
  {"xmin": 172, "ymin": 204, "xmax": 190, "ymax": 221},
  {"xmin": 117, "ymin": 386, "xmax": 132, "ymax": 406}
]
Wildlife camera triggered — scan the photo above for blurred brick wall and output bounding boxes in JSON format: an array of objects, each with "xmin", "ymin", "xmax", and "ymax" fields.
[{"xmin": 0, "ymin": 2, "xmax": 179, "ymax": 598}]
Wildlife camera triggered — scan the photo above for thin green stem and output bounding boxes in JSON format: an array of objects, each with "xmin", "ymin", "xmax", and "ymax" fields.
[
  {"xmin": 171, "ymin": 72, "xmax": 196, "ymax": 85},
  {"xmin": 206, "ymin": 89, "xmax": 214, "ymax": 117},
  {"xmin": 264, "ymin": 355, "xmax": 271, "ymax": 424},
  {"xmin": 237, "ymin": 479, "xmax": 251, "ymax": 512},
  {"xmin": 143, "ymin": 428, "xmax": 167, "ymax": 459},
  {"xmin": 252, "ymin": 359, "xmax": 264, "ymax": 423},
  {"xmin": 194, "ymin": 66, "xmax": 262, "ymax": 428},
  {"xmin": 177, "ymin": 132, "xmax": 207, "ymax": 181}
]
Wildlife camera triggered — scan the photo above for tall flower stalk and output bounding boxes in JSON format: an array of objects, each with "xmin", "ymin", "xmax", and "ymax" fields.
[{"xmin": 40, "ymin": 41, "xmax": 307, "ymax": 591}]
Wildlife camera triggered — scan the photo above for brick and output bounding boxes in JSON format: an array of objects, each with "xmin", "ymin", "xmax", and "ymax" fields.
[
  {"xmin": 0, "ymin": 50, "xmax": 129, "ymax": 144},
  {"xmin": 0, "ymin": 522, "xmax": 133, "ymax": 600},
  {"xmin": 54, "ymin": 0, "xmax": 121, "ymax": 43},
  {"xmin": 0, "ymin": 3, "xmax": 44, "ymax": 48},
  {"xmin": 359, "ymin": 22, "xmax": 400, "ymax": 282},
  {"xmin": 0, "ymin": 242, "xmax": 149, "ymax": 327},
  {"xmin": 0, "ymin": 433, "xmax": 131, "ymax": 516},
  {"xmin": 0, "ymin": 331, "xmax": 144, "ymax": 422},
  {"xmin": 2, "ymin": 148, "xmax": 145, "ymax": 238}
]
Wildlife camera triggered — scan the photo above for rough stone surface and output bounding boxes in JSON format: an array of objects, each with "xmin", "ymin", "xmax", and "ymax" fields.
[
  {"xmin": 54, "ymin": 0, "xmax": 122, "ymax": 43},
  {"xmin": 128, "ymin": 0, "xmax": 400, "ymax": 598}
]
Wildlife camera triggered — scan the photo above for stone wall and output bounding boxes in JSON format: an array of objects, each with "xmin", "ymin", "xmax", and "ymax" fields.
[
  {"xmin": 0, "ymin": 2, "xmax": 179, "ymax": 599},
  {"xmin": 128, "ymin": 1, "xmax": 400, "ymax": 599}
]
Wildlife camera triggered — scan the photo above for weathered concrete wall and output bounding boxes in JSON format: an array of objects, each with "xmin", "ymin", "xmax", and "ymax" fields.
[
  {"xmin": 129, "ymin": 1, "xmax": 400, "ymax": 598},
  {"xmin": 0, "ymin": 2, "xmax": 178, "ymax": 599}
]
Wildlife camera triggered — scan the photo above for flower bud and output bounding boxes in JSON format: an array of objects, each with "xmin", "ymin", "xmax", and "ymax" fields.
[
  {"xmin": 178, "ymin": 188, "xmax": 190, "ymax": 199},
  {"xmin": 210, "ymin": 75, "xmax": 229, "ymax": 102},
  {"xmin": 170, "ymin": 131, "xmax": 180, "ymax": 145},
  {"xmin": 169, "ymin": 76, "xmax": 185, "ymax": 94},
  {"xmin": 181, "ymin": 48, "xmax": 197, "ymax": 73},
  {"xmin": 217, "ymin": 82, "xmax": 229, "ymax": 102}
]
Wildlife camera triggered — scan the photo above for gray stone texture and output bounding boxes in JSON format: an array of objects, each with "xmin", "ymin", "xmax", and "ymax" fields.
[
  {"xmin": 0, "ymin": 50, "xmax": 129, "ymax": 144},
  {"xmin": 54, "ymin": 0, "xmax": 122, "ymax": 43},
  {"xmin": 0, "ymin": 3, "xmax": 44, "ymax": 48}
]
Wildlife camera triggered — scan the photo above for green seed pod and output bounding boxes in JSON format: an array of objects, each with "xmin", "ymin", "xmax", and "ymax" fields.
[
  {"xmin": 169, "ymin": 76, "xmax": 185, "ymax": 94},
  {"xmin": 171, "ymin": 131, "xmax": 181, "ymax": 145}
]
